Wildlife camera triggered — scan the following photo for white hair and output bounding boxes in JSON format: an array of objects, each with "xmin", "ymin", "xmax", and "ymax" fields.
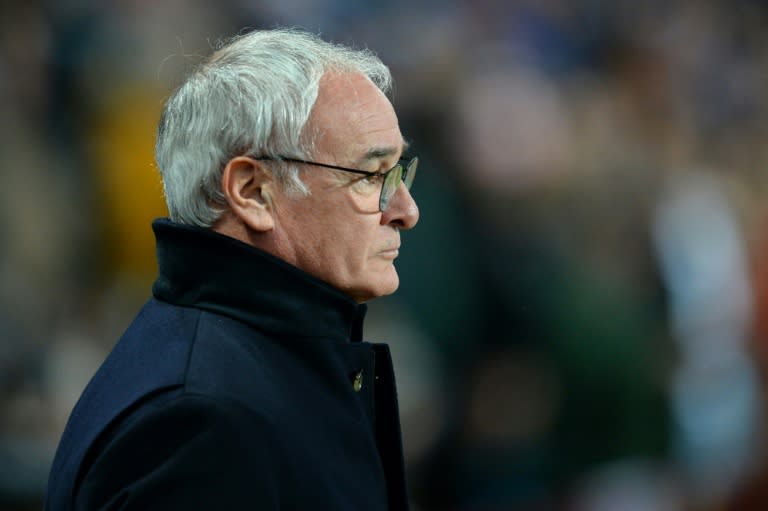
[{"xmin": 155, "ymin": 28, "xmax": 393, "ymax": 227}]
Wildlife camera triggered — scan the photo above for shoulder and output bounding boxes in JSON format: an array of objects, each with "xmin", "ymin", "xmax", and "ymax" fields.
[{"xmin": 107, "ymin": 299, "xmax": 277, "ymax": 400}]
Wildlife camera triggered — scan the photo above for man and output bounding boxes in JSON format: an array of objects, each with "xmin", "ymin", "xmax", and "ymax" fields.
[{"xmin": 46, "ymin": 28, "xmax": 419, "ymax": 510}]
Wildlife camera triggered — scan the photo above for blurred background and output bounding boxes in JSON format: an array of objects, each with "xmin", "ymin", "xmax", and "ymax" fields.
[{"xmin": 3, "ymin": 0, "xmax": 768, "ymax": 509}]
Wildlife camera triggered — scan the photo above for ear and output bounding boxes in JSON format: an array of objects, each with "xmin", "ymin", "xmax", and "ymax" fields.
[{"xmin": 221, "ymin": 156, "xmax": 276, "ymax": 232}]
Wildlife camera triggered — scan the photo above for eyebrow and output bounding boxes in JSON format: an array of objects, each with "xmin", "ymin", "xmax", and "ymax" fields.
[{"xmin": 358, "ymin": 140, "xmax": 410, "ymax": 163}]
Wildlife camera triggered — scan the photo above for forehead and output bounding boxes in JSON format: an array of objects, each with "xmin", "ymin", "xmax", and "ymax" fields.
[{"xmin": 307, "ymin": 71, "xmax": 404, "ymax": 160}]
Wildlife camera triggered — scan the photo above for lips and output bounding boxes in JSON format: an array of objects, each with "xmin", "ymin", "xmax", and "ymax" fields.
[{"xmin": 379, "ymin": 247, "xmax": 400, "ymax": 259}]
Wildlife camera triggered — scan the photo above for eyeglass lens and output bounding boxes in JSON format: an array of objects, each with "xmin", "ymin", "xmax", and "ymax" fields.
[{"xmin": 379, "ymin": 158, "xmax": 418, "ymax": 211}]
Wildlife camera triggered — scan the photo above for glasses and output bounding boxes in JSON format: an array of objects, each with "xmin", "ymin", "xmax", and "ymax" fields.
[{"xmin": 255, "ymin": 155, "xmax": 418, "ymax": 212}]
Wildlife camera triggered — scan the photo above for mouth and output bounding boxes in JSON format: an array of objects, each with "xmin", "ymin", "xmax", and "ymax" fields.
[{"xmin": 379, "ymin": 247, "xmax": 400, "ymax": 259}]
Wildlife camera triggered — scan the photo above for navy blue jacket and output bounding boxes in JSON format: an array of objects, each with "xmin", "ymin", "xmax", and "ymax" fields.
[{"xmin": 45, "ymin": 219, "xmax": 409, "ymax": 510}]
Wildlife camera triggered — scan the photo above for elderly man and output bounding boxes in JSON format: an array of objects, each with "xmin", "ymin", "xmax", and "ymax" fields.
[{"xmin": 46, "ymin": 28, "xmax": 419, "ymax": 510}]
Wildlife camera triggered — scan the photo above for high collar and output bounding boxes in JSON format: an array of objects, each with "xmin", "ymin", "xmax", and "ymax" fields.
[{"xmin": 151, "ymin": 218, "xmax": 367, "ymax": 342}]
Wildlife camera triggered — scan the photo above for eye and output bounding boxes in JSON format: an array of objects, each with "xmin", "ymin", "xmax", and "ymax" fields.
[
  {"xmin": 350, "ymin": 172, "xmax": 383, "ymax": 195},
  {"xmin": 362, "ymin": 173, "xmax": 384, "ymax": 185}
]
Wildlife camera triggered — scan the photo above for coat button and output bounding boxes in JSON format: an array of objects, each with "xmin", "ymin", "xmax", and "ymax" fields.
[{"xmin": 352, "ymin": 370, "xmax": 364, "ymax": 392}]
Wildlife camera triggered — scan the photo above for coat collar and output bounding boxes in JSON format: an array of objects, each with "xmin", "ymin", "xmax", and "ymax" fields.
[{"xmin": 151, "ymin": 218, "xmax": 367, "ymax": 342}]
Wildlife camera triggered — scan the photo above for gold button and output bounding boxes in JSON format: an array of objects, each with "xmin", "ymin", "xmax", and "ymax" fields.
[{"xmin": 352, "ymin": 370, "xmax": 363, "ymax": 392}]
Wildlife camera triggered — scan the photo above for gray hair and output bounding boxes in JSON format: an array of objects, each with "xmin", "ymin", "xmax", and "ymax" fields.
[{"xmin": 155, "ymin": 28, "xmax": 393, "ymax": 227}]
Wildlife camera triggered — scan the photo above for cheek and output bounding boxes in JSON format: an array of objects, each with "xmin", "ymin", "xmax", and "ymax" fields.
[
  {"xmin": 339, "ymin": 233, "xmax": 372, "ymax": 269},
  {"xmin": 325, "ymin": 229, "xmax": 377, "ymax": 280},
  {"xmin": 292, "ymin": 195, "xmax": 383, "ymax": 279},
  {"xmin": 307, "ymin": 224, "xmax": 367, "ymax": 273}
]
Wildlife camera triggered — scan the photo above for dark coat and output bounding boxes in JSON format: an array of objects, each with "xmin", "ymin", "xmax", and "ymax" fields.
[{"xmin": 45, "ymin": 219, "xmax": 409, "ymax": 510}]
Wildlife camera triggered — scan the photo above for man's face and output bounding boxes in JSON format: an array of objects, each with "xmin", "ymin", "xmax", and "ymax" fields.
[{"xmin": 269, "ymin": 72, "xmax": 419, "ymax": 302}]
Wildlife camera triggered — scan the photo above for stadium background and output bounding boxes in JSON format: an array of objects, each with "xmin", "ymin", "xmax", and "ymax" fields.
[{"xmin": 2, "ymin": 1, "xmax": 768, "ymax": 509}]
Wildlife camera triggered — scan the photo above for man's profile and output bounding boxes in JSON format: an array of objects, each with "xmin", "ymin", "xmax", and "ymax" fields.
[{"xmin": 45, "ymin": 28, "xmax": 419, "ymax": 510}]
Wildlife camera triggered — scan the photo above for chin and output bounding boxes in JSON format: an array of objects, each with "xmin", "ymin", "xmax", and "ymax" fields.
[{"xmin": 351, "ymin": 276, "xmax": 400, "ymax": 303}]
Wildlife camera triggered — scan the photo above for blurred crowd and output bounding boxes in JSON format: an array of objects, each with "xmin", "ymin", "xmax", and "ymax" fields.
[{"xmin": 3, "ymin": 0, "xmax": 768, "ymax": 509}]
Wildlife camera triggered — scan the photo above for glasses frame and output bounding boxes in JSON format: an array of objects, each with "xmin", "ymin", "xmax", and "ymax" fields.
[{"xmin": 254, "ymin": 155, "xmax": 418, "ymax": 212}]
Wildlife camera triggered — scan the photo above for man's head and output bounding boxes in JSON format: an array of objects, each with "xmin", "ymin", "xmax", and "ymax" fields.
[{"xmin": 155, "ymin": 29, "xmax": 419, "ymax": 302}]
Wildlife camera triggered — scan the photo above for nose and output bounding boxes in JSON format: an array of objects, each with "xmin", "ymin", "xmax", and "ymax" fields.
[{"xmin": 381, "ymin": 182, "xmax": 419, "ymax": 229}]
